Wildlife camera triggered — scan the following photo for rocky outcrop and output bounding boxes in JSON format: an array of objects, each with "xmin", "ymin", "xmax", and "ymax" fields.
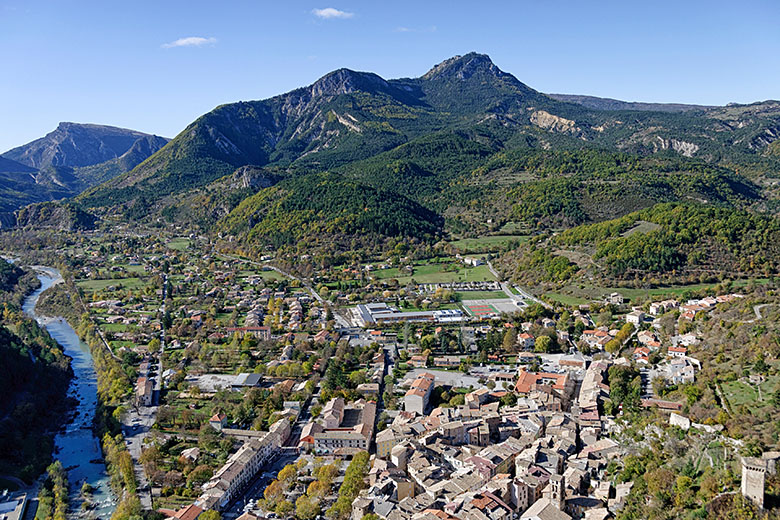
[
  {"xmin": 331, "ymin": 111, "xmax": 362, "ymax": 133},
  {"xmin": 422, "ymin": 53, "xmax": 505, "ymax": 81},
  {"xmin": 530, "ymin": 110, "xmax": 578, "ymax": 134},
  {"xmin": 655, "ymin": 136, "xmax": 699, "ymax": 157},
  {"xmin": 15, "ymin": 202, "xmax": 97, "ymax": 231},
  {"xmin": 748, "ymin": 125, "xmax": 780, "ymax": 150},
  {"xmin": 229, "ymin": 166, "xmax": 281, "ymax": 190}
]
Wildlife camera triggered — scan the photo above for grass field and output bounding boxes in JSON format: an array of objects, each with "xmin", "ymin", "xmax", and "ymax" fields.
[
  {"xmin": 448, "ymin": 235, "xmax": 528, "ymax": 253},
  {"xmin": 498, "ymin": 222, "xmax": 528, "ymax": 234},
  {"xmin": 695, "ymin": 442, "xmax": 727, "ymax": 472},
  {"xmin": 237, "ymin": 272, "xmax": 286, "ymax": 285},
  {"xmin": 722, "ymin": 374, "xmax": 779, "ymax": 408},
  {"xmin": 110, "ymin": 340, "xmax": 135, "ymax": 348},
  {"xmin": 101, "ymin": 323, "xmax": 131, "ymax": 332},
  {"xmin": 456, "ymin": 290, "xmax": 507, "ymax": 300},
  {"xmin": 166, "ymin": 238, "xmax": 191, "ymax": 251},
  {"xmin": 721, "ymin": 380, "xmax": 758, "ymax": 407},
  {"xmin": 121, "ymin": 264, "xmax": 147, "ymax": 274},
  {"xmin": 622, "ymin": 220, "xmax": 661, "ymax": 236},
  {"xmin": 76, "ymin": 277, "xmax": 145, "ymax": 291},
  {"xmin": 544, "ymin": 292, "xmax": 590, "ymax": 306},
  {"xmin": 373, "ymin": 260, "xmax": 497, "ymax": 285},
  {"xmin": 402, "ymin": 302, "xmax": 461, "ymax": 312}
]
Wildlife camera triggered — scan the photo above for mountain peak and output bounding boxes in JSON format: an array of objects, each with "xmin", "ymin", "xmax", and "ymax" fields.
[
  {"xmin": 422, "ymin": 52, "xmax": 503, "ymax": 81},
  {"xmin": 3, "ymin": 122, "xmax": 152, "ymax": 169},
  {"xmin": 310, "ymin": 68, "xmax": 390, "ymax": 97}
]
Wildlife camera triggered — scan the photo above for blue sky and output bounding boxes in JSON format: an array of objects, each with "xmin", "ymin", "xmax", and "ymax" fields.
[{"xmin": 1, "ymin": 0, "xmax": 779, "ymax": 152}]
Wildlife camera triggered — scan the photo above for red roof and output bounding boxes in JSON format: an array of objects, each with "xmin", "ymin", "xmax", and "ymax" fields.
[
  {"xmin": 515, "ymin": 370, "xmax": 569, "ymax": 393},
  {"xmin": 173, "ymin": 504, "xmax": 203, "ymax": 520}
]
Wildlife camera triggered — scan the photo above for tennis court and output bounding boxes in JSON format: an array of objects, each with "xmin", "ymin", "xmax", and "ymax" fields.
[{"xmin": 462, "ymin": 300, "xmax": 500, "ymax": 317}]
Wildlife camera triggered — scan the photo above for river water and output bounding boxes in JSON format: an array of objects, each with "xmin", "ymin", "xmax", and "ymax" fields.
[{"xmin": 22, "ymin": 268, "xmax": 117, "ymax": 519}]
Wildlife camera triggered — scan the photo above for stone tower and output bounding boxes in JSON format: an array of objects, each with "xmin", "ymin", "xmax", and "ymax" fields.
[
  {"xmin": 550, "ymin": 474, "xmax": 565, "ymax": 510},
  {"xmin": 741, "ymin": 457, "xmax": 767, "ymax": 509}
]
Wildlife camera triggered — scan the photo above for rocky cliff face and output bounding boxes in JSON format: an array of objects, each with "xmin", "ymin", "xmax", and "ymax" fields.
[
  {"xmin": 2, "ymin": 122, "xmax": 151, "ymax": 169},
  {"xmin": 530, "ymin": 110, "xmax": 579, "ymax": 134},
  {"xmin": 655, "ymin": 136, "xmax": 700, "ymax": 157},
  {"xmin": 229, "ymin": 166, "xmax": 281, "ymax": 190},
  {"xmin": 14, "ymin": 201, "xmax": 97, "ymax": 231}
]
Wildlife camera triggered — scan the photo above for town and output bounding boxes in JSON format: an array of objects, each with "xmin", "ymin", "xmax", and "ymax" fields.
[{"xmin": 2, "ymin": 229, "xmax": 775, "ymax": 520}]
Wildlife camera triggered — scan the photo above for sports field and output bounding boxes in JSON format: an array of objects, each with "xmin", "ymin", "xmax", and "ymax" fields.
[
  {"xmin": 462, "ymin": 298, "xmax": 527, "ymax": 317},
  {"xmin": 462, "ymin": 300, "xmax": 500, "ymax": 317}
]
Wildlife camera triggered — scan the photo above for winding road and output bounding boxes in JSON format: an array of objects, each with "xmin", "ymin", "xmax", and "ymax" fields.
[{"xmin": 743, "ymin": 303, "xmax": 774, "ymax": 324}]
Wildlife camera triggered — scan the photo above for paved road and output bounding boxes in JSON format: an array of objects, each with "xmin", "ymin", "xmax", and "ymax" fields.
[
  {"xmin": 500, "ymin": 282, "xmax": 522, "ymax": 302},
  {"xmin": 123, "ymin": 274, "xmax": 167, "ymax": 510},
  {"xmin": 122, "ymin": 405, "xmax": 157, "ymax": 509},
  {"xmin": 744, "ymin": 303, "xmax": 774, "ymax": 324},
  {"xmin": 221, "ymin": 453, "xmax": 298, "ymax": 519},
  {"xmin": 486, "ymin": 260, "xmax": 501, "ymax": 280},
  {"xmin": 513, "ymin": 284, "xmax": 551, "ymax": 309},
  {"xmin": 487, "ymin": 259, "xmax": 550, "ymax": 309}
]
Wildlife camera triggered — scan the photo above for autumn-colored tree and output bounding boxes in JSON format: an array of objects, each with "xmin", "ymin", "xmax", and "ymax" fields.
[{"xmin": 295, "ymin": 495, "xmax": 321, "ymax": 520}]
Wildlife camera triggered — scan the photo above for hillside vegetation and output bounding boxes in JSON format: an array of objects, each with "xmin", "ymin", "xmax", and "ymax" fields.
[
  {"xmin": 0, "ymin": 259, "xmax": 72, "ymax": 482},
  {"xmin": 557, "ymin": 203, "xmax": 780, "ymax": 277},
  {"xmin": 68, "ymin": 54, "xmax": 779, "ymax": 242}
]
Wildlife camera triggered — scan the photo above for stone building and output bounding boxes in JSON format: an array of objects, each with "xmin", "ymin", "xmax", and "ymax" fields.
[{"xmin": 741, "ymin": 453, "xmax": 780, "ymax": 509}]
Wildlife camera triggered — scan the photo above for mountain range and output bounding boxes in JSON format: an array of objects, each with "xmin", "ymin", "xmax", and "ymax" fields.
[
  {"xmin": 0, "ymin": 123, "xmax": 168, "ymax": 226},
  {"xmin": 4, "ymin": 53, "xmax": 780, "ymax": 252}
]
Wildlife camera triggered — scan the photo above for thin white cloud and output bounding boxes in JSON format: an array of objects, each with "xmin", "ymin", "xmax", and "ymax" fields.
[
  {"xmin": 394, "ymin": 25, "xmax": 437, "ymax": 33},
  {"xmin": 312, "ymin": 7, "xmax": 354, "ymax": 19},
  {"xmin": 162, "ymin": 36, "xmax": 217, "ymax": 49}
]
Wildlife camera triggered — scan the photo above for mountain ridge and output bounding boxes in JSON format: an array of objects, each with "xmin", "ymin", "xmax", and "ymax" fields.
[
  {"xmin": 9, "ymin": 53, "xmax": 780, "ymax": 251},
  {"xmin": 2, "ymin": 122, "xmax": 159, "ymax": 169},
  {"xmin": 0, "ymin": 124, "xmax": 169, "ymax": 226},
  {"xmin": 547, "ymin": 93, "xmax": 716, "ymax": 113}
]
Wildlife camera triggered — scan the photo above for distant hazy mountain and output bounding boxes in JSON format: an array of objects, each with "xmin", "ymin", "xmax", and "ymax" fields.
[
  {"xmin": 0, "ymin": 124, "xmax": 168, "ymax": 226},
  {"xmin": 548, "ymin": 93, "xmax": 714, "ymax": 113},
  {"xmin": 2, "ymin": 122, "xmax": 152, "ymax": 169}
]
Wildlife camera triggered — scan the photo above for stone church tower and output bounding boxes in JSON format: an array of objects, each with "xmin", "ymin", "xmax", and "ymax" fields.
[{"xmin": 549, "ymin": 474, "xmax": 565, "ymax": 510}]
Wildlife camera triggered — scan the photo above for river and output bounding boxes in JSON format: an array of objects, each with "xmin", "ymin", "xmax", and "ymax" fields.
[{"xmin": 22, "ymin": 267, "xmax": 117, "ymax": 519}]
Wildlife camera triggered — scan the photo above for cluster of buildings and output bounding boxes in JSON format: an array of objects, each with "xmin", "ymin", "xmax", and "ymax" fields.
[
  {"xmin": 352, "ymin": 357, "xmax": 631, "ymax": 520},
  {"xmin": 298, "ymin": 397, "xmax": 377, "ymax": 456},
  {"xmin": 354, "ymin": 303, "xmax": 466, "ymax": 326},
  {"xmin": 679, "ymin": 294, "xmax": 742, "ymax": 320},
  {"xmin": 135, "ymin": 357, "xmax": 155, "ymax": 407},
  {"xmin": 0, "ymin": 491, "xmax": 27, "ymax": 520},
  {"xmin": 195, "ymin": 418, "xmax": 291, "ymax": 511}
]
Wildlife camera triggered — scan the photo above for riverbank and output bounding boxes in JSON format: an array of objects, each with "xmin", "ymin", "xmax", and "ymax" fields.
[
  {"xmin": 22, "ymin": 267, "xmax": 118, "ymax": 519},
  {"xmin": 0, "ymin": 259, "xmax": 71, "ymax": 489},
  {"xmin": 30, "ymin": 264, "xmax": 144, "ymax": 520}
]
